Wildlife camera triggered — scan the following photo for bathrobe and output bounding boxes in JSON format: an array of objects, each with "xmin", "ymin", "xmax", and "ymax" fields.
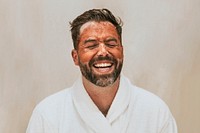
[{"xmin": 26, "ymin": 75, "xmax": 177, "ymax": 133}]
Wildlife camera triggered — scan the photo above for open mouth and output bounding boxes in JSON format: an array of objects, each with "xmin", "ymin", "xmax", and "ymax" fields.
[
  {"xmin": 93, "ymin": 62, "xmax": 113, "ymax": 68},
  {"xmin": 92, "ymin": 62, "xmax": 114, "ymax": 74}
]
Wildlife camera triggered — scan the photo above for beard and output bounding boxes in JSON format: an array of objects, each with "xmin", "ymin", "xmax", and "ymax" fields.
[{"xmin": 78, "ymin": 55, "xmax": 123, "ymax": 87}]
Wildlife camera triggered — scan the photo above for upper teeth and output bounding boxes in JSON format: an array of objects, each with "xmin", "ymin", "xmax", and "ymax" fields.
[{"xmin": 94, "ymin": 63, "xmax": 112, "ymax": 68}]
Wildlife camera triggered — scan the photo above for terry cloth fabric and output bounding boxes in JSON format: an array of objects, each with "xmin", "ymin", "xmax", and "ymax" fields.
[{"xmin": 26, "ymin": 75, "xmax": 178, "ymax": 133}]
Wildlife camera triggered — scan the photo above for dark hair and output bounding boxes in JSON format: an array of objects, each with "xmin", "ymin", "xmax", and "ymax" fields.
[{"xmin": 70, "ymin": 8, "xmax": 123, "ymax": 50}]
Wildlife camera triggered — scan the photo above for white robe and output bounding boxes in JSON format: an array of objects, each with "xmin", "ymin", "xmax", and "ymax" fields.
[{"xmin": 26, "ymin": 75, "xmax": 177, "ymax": 133}]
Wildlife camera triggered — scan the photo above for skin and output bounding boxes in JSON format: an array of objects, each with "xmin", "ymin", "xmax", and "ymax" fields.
[{"xmin": 71, "ymin": 21, "xmax": 124, "ymax": 116}]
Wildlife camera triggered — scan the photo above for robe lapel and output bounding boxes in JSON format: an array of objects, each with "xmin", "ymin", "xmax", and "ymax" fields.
[
  {"xmin": 72, "ymin": 77, "xmax": 115, "ymax": 133},
  {"xmin": 71, "ymin": 75, "xmax": 134, "ymax": 133},
  {"xmin": 106, "ymin": 75, "xmax": 131, "ymax": 123},
  {"xmin": 106, "ymin": 75, "xmax": 133, "ymax": 133}
]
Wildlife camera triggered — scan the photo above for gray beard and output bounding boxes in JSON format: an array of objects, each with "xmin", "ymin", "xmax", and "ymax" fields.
[{"xmin": 78, "ymin": 58, "xmax": 123, "ymax": 87}]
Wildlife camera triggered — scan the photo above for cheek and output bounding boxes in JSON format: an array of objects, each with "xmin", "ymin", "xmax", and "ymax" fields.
[
  {"xmin": 78, "ymin": 51, "xmax": 96, "ymax": 63},
  {"xmin": 110, "ymin": 48, "xmax": 124, "ymax": 59}
]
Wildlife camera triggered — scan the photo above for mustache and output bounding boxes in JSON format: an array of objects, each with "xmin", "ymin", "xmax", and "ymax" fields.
[{"xmin": 89, "ymin": 55, "xmax": 117, "ymax": 66}]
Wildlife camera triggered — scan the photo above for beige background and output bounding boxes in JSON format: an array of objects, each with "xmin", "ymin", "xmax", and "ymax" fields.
[{"xmin": 0, "ymin": 0, "xmax": 200, "ymax": 133}]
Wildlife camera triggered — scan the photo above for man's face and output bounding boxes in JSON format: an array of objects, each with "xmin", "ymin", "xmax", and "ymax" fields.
[{"xmin": 72, "ymin": 21, "xmax": 123, "ymax": 87}]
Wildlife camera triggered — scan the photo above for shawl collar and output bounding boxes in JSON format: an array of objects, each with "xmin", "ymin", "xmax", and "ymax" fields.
[{"xmin": 72, "ymin": 74, "xmax": 132, "ymax": 133}]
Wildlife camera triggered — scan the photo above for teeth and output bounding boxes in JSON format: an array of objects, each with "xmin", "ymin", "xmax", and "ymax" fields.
[{"xmin": 94, "ymin": 63, "xmax": 112, "ymax": 68}]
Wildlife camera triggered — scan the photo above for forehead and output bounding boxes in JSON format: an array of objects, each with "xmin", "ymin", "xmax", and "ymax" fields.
[{"xmin": 79, "ymin": 21, "xmax": 118, "ymax": 38}]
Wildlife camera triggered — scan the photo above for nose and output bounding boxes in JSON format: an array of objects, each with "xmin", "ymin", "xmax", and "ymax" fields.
[{"xmin": 97, "ymin": 43, "xmax": 109, "ymax": 56}]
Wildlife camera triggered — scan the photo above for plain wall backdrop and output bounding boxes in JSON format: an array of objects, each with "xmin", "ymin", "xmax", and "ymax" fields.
[{"xmin": 0, "ymin": 0, "xmax": 200, "ymax": 132}]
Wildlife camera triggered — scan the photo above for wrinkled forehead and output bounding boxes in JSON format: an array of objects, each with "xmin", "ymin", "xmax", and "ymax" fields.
[{"xmin": 80, "ymin": 21, "xmax": 116, "ymax": 35}]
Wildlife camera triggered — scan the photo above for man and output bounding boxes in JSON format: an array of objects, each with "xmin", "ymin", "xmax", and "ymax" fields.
[{"xmin": 26, "ymin": 8, "xmax": 177, "ymax": 133}]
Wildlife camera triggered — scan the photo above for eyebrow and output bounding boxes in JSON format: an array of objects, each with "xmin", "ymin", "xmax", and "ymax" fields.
[
  {"xmin": 84, "ymin": 38, "xmax": 118, "ymax": 44},
  {"xmin": 84, "ymin": 39, "xmax": 97, "ymax": 44},
  {"xmin": 104, "ymin": 38, "xmax": 117, "ymax": 43}
]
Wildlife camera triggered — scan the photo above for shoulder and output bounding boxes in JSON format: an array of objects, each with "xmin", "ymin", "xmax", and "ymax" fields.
[
  {"xmin": 121, "ymin": 75, "xmax": 170, "ymax": 115},
  {"xmin": 33, "ymin": 87, "xmax": 73, "ymax": 118},
  {"xmin": 133, "ymin": 87, "xmax": 177, "ymax": 132},
  {"xmin": 134, "ymin": 86, "xmax": 167, "ymax": 107},
  {"xmin": 121, "ymin": 75, "xmax": 168, "ymax": 109},
  {"xmin": 122, "ymin": 76, "xmax": 177, "ymax": 132},
  {"xmin": 131, "ymin": 85, "xmax": 170, "ymax": 113},
  {"xmin": 131, "ymin": 85, "xmax": 175, "ymax": 123},
  {"xmin": 27, "ymin": 88, "xmax": 75, "ymax": 132}
]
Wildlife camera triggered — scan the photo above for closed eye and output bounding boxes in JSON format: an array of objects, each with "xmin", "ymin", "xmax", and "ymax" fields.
[
  {"xmin": 105, "ymin": 43, "xmax": 118, "ymax": 48},
  {"xmin": 104, "ymin": 38, "xmax": 119, "ymax": 48},
  {"xmin": 84, "ymin": 39, "xmax": 99, "ymax": 49},
  {"xmin": 85, "ymin": 43, "xmax": 99, "ymax": 49}
]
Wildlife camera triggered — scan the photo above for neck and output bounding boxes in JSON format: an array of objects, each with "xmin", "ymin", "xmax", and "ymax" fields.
[{"xmin": 82, "ymin": 76, "xmax": 120, "ymax": 116}]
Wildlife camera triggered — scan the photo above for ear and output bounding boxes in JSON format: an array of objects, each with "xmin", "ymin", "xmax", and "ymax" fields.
[
  {"xmin": 71, "ymin": 49, "xmax": 79, "ymax": 66},
  {"xmin": 121, "ymin": 45, "xmax": 124, "ymax": 57}
]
